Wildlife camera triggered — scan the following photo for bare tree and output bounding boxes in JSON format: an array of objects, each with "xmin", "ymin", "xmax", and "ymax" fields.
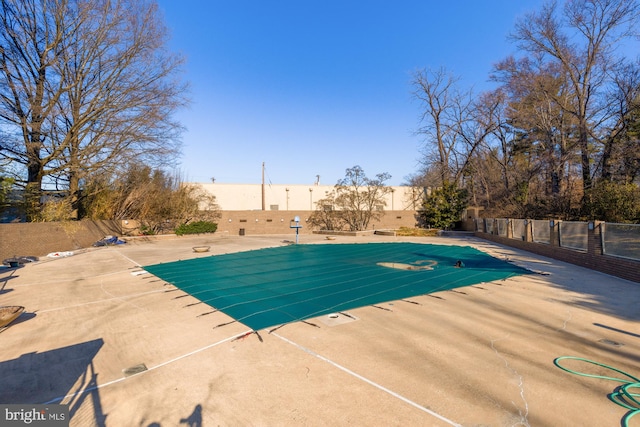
[
  {"xmin": 335, "ymin": 166, "xmax": 391, "ymax": 231},
  {"xmin": 309, "ymin": 166, "xmax": 391, "ymax": 231},
  {"xmin": 511, "ymin": 0, "xmax": 640, "ymax": 197},
  {"xmin": 599, "ymin": 60, "xmax": 640, "ymax": 182},
  {"xmin": 409, "ymin": 1, "xmax": 640, "ymax": 221},
  {"xmin": 307, "ymin": 191, "xmax": 346, "ymax": 231},
  {"xmin": 0, "ymin": 0, "xmax": 187, "ymax": 220},
  {"xmin": 491, "ymin": 56, "xmax": 582, "ymax": 217},
  {"xmin": 412, "ymin": 67, "xmax": 464, "ymax": 186},
  {"xmin": 0, "ymin": 0, "xmax": 67, "ymax": 218},
  {"xmin": 412, "ymin": 67, "xmax": 498, "ymax": 189},
  {"xmin": 80, "ymin": 164, "xmax": 219, "ymax": 233}
]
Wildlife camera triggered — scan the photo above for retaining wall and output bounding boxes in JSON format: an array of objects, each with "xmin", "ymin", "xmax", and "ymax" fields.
[
  {"xmin": 0, "ymin": 211, "xmax": 419, "ymax": 261},
  {"xmin": 0, "ymin": 220, "xmax": 122, "ymax": 262},
  {"xmin": 214, "ymin": 210, "xmax": 419, "ymax": 236}
]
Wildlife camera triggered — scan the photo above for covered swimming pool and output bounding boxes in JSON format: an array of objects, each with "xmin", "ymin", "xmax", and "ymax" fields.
[{"xmin": 143, "ymin": 242, "xmax": 528, "ymax": 331}]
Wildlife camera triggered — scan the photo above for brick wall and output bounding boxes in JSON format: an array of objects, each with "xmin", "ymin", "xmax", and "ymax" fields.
[
  {"xmin": 0, "ymin": 220, "xmax": 122, "ymax": 262},
  {"xmin": 475, "ymin": 221, "xmax": 640, "ymax": 283},
  {"xmin": 215, "ymin": 210, "xmax": 419, "ymax": 236},
  {"xmin": 0, "ymin": 211, "xmax": 419, "ymax": 261}
]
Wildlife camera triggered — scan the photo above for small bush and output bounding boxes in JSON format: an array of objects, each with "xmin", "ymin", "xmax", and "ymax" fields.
[
  {"xmin": 175, "ymin": 221, "xmax": 218, "ymax": 236},
  {"xmin": 33, "ymin": 198, "xmax": 74, "ymax": 222},
  {"xmin": 418, "ymin": 183, "xmax": 468, "ymax": 230},
  {"xmin": 139, "ymin": 224, "xmax": 156, "ymax": 235}
]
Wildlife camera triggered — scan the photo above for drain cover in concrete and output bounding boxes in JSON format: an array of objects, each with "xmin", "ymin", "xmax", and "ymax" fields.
[
  {"xmin": 123, "ymin": 363, "xmax": 148, "ymax": 377},
  {"xmin": 317, "ymin": 312, "xmax": 359, "ymax": 327}
]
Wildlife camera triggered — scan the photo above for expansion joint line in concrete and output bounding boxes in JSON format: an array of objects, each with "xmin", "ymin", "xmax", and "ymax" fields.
[
  {"xmin": 107, "ymin": 246, "xmax": 143, "ymax": 268},
  {"xmin": 36, "ymin": 289, "xmax": 166, "ymax": 313},
  {"xmin": 43, "ymin": 329, "xmax": 252, "ymax": 405},
  {"xmin": 272, "ymin": 332, "xmax": 462, "ymax": 427}
]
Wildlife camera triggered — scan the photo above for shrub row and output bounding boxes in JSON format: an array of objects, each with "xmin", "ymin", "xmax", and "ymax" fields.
[{"xmin": 175, "ymin": 221, "xmax": 218, "ymax": 236}]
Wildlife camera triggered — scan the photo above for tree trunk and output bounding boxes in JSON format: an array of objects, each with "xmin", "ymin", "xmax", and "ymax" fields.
[{"xmin": 579, "ymin": 120, "xmax": 592, "ymax": 194}]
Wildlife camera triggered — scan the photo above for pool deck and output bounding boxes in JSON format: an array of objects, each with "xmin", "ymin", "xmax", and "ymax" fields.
[{"xmin": 0, "ymin": 233, "xmax": 638, "ymax": 426}]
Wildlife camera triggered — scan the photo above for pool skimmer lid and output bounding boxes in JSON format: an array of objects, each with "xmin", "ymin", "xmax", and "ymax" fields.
[{"xmin": 318, "ymin": 312, "xmax": 359, "ymax": 327}]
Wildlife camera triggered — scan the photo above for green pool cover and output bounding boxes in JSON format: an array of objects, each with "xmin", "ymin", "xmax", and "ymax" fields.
[{"xmin": 143, "ymin": 242, "xmax": 528, "ymax": 331}]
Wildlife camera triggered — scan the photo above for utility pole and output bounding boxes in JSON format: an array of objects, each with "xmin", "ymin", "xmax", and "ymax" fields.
[{"xmin": 261, "ymin": 162, "xmax": 266, "ymax": 211}]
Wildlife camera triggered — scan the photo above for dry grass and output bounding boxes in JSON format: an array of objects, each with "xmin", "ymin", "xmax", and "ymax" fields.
[{"xmin": 395, "ymin": 227, "xmax": 439, "ymax": 237}]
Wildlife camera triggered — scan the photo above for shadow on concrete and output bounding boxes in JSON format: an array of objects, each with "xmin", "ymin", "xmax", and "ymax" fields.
[
  {"xmin": 145, "ymin": 404, "xmax": 203, "ymax": 427},
  {"xmin": 0, "ymin": 338, "xmax": 105, "ymax": 425},
  {"xmin": 481, "ymin": 242, "xmax": 640, "ymax": 322},
  {"xmin": 540, "ymin": 263, "xmax": 640, "ymax": 321},
  {"xmin": 0, "ymin": 311, "xmax": 36, "ymax": 330},
  {"xmin": 0, "ymin": 267, "xmax": 20, "ymax": 295},
  {"xmin": 64, "ymin": 359, "xmax": 107, "ymax": 426},
  {"xmin": 179, "ymin": 404, "xmax": 202, "ymax": 427},
  {"xmin": 593, "ymin": 322, "xmax": 640, "ymax": 339}
]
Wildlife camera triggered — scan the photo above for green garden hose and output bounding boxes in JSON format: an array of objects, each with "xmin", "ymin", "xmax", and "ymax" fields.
[{"xmin": 554, "ymin": 356, "xmax": 640, "ymax": 426}]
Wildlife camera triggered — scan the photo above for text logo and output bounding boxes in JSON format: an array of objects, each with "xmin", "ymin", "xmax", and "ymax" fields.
[{"xmin": 0, "ymin": 405, "xmax": 68, "ymax": 426}]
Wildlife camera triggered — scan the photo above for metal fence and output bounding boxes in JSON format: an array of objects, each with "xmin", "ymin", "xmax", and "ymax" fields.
[
  {"xmin": 477, "ymin": 219, "xmax": 640, "ymax": 262},
  {"xmin": 602, "ymin": 223, "xmax": 640, "ymax": 260},
  {"xmin": 511, "ymin": 219, "xmax": 526, "ymax": 241},
  {"xmin": 559, "ymin": 221, "xmax": 588, "ymax": 252},
  {"xmin": 496, "ymin": 218, "xmax": 509, "ymax": 237},
  {"xmin": 483, "ymin": 218, "xmax": 494, "ymax": 234},
  {"xmin": 531, "ymin": 220, "xmax": 550, "ymax": 244}
]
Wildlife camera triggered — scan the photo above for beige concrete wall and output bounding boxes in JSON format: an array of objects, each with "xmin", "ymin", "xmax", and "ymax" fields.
[{"xmin": 193, "ymin": 183, "xmax": 422, "ymax": 212}]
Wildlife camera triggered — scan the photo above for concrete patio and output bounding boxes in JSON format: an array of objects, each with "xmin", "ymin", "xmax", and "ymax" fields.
[{"xmin": 0, "ymin": 233, "xmax": 638, "ymax": 426}]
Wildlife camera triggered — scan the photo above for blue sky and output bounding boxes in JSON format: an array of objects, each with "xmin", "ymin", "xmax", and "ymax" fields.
[{"xmin": 157, "ymin": 1, "xmax": 544, "ymax": 185}]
